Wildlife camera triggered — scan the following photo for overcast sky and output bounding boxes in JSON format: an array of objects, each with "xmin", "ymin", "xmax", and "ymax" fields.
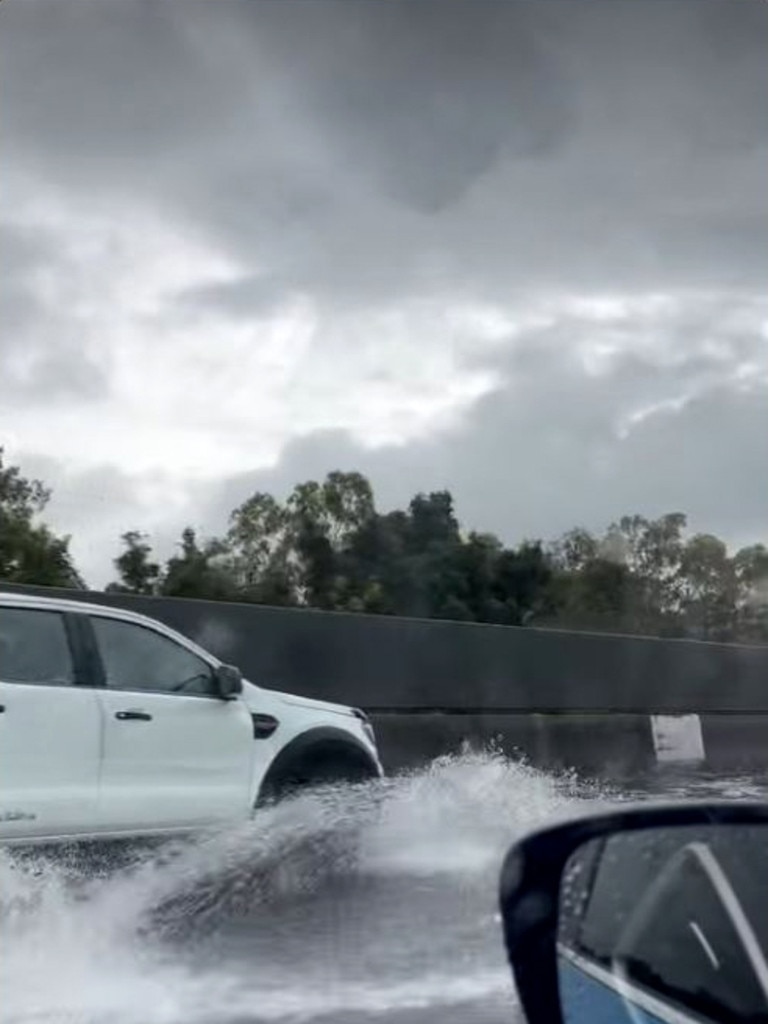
[{"xmin": 2, "ymin": 0, "xmax": 767, "ymax": 586}]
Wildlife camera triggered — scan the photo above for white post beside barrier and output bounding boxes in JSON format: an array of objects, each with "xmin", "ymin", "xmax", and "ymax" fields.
[{"xmin": 650, "ymin": 714, "xmax": 705, "ymax": 763}]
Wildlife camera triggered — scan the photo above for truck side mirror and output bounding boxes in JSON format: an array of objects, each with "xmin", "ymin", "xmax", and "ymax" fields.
[{"xmin": 214, "ymin": 663, "xmax": 243, "ymax": 700}]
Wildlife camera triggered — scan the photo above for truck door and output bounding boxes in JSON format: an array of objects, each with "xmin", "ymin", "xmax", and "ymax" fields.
[{"xmin": 87, "ymin": 613, "xmax": 254, "ymax": 833}]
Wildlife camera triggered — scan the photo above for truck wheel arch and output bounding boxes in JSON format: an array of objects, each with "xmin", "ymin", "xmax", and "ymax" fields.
[{"xmin": 256, "ymin": 727, "xmax": 380, "ymax": 807}]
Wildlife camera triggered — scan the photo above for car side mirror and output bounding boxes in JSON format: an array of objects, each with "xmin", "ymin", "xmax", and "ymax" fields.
[
  {"xmin": 214, "ymin": 663, "xmax": 243, "ymax": 700},
  {"xmin": 498, "ymin": 804, "xmax": 768, "ymax": 1024}
]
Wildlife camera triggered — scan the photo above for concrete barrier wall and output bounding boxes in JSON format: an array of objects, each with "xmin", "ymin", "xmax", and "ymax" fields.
[
  {"xmin": 369, "ymin": 712, "xmax": 659, "ymax": 776},
  {"xmin": 371, "ymin": 711, "xmax": 768, "ymax": 776},
  {"xmin": 5, "ymin": 584, "xmax": 768, "ymax": 775}
]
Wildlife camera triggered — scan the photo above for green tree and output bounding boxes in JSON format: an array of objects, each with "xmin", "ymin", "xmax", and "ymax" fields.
[
  {"xmin": 442, "ymin": 531, "xmax": 505, "ymax": 622},
  {"xmin": 336, "ymin": 510, "xmax": 411, "ymax": 614},
  {"xmin": 678, "ymin": 533, "xmax": 737, "ymax": 640},
  {"xmin": 490, "ymin": 541, "xmax": 555, "ymax": 626},
  {"xmin": 198, "ymin": 470, "xmax": 768, "ymax": 640},
  {"xmin": 396, "ymin": 492, "xmax": 464, "ymax": 618},
  {"xmin": 546, "ymin": 515, "xmax": 692, "ymax": 634},
  {"xmin": 287, "ymin": 480, "xmax": 339, "ymax": 608},
  {"xmin": 226, "ymin": 492, "xmax": 295, "ymax": 604},
  {"xmin": 607, "ymin": 513, "xmax": 688, "ymax": 631},
  {"xmin": 733, "ymin": 544, "xmax": 768, "ymax": 641},
  {"xmin": 550, "ymin": 557, "xmax": 634, "ymax": 631},
  {"xmin": 549, "ymin": 527, "xmax": 600, "ymax": 573},
  {"xmin": 0, "ymin": 448, "xmax": 83, "ymax": 588},
  {"xmin": 287, "ymin": 472, "xmax": 376, "ymax": 608},
  {"xmin": 337, "ymin": 490, "xmax": 554, "ymax": 625},
  {"xmin": 227, "ymin": 471, "xmax": 377, "ymax": 609},
  {"xmin": 407, "ymin": 491, "xmax": 460, "ymax": 552},
  {"xmin": 159, "ymin": 527, "xmax": 236, "ymax": 600},
  {"xmin": 547, "ymin": 526, "xmax": 633, "ymax": 631},
  {"xmin": 319, "ymin": 470, "xmax": 376, "ymax": 546},
  {"xmin": 106, "ymin": 530, "xmax": 160, "ymax": 595}
]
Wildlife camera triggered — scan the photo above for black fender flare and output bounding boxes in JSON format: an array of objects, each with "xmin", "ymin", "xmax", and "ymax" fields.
[{"xmin": 256, "ymin": 726, "xmax": 380, "ymax": 805}]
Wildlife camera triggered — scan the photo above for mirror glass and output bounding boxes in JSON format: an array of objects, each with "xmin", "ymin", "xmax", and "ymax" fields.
[{"xmin": 557, "ymin": 824, "xmax": 768, "ymax": 1024}]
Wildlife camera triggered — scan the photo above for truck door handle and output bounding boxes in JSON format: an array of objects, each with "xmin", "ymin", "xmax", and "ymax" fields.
[
  {"xmin": 115, "ymin": 710, "xmax": 152, "ymax": 722},
  {"xmin": 0, "ymin": 705, "xmax": 5, "ymax": 713}
]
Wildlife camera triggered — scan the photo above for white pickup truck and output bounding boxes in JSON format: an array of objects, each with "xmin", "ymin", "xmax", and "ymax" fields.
[{"xmin": 0, "ymin": 591, "xmax": 382, "ymax": 845}]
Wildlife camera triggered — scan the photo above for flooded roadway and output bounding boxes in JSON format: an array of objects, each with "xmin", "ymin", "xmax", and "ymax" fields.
[{"xmin": 2, "ymin": 752, "xmax": 767, "ymax": 1024}]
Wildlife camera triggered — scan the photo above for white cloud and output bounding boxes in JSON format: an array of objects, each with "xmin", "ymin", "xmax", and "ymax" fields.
[{"xmin": 1, "ymin": 188, "xmax": 507, "ymax": 482}]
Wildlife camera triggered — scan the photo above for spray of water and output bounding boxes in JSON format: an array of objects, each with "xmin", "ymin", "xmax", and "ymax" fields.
[{"xmin": 0, "ymin": 752, "xmax": 601, "ymax": 1024}]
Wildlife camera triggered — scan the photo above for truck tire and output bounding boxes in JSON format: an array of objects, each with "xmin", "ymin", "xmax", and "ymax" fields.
[
  {"xmin": 254, "ymin": 735, "xmax": 380, "ymax": 896},
  {"xmin": 256, "ymin": 741, "xmax": 379, "ymax": 806}
]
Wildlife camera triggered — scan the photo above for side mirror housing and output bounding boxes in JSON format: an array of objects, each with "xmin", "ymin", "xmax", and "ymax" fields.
[
  {"xmin": 214, "ymin": 663, "xmax": 243, "ymax": 700},
  {"xmin": 499, "ymin": 804, "xmax": 768, "ymax": 1024}
]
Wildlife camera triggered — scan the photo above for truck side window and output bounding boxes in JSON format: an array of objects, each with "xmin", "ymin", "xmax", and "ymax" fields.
[
  {"xmin": 0, "ymin": 608, "xmax": 74, "ymax": 685},
  {"xmin": 91, "ymin": 616, "xmax": 216, "ymax": 696}
]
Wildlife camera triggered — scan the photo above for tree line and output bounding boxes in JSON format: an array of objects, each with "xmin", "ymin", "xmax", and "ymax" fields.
[{"xmin": 2, "ymin": 449, "xmax": 767, "ymax": 642}]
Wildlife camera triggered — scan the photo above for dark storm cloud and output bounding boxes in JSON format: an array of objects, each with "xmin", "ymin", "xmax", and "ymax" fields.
[
  {"xmin": 1, "ymin": 224, "xmax": 51, "ymax": 334},
  {"xmin": 1, "ymin": 1, "xmax": 573, "ymax": 204},
  {"xmin": 0, "ymin": 332, "xmax": 106, "ymax": 407},
  {"xmin": 3, "ymin": 0, "xmax": 767, "ymax": 306},
  {"xmin": 0, "ymin": 223, "xmax": 107, "ymax": 406},
  {"xmin": 174, "ymin": 275, "xmax": 287, "ymax": 320},
  {"xmin": 0, "ymin": 3, "xmax": 240, "ymax": 167},
  {"xmin": 10, "ymin": 340, "xmax": 106, "ymax": 406},
  {"xmin": 235, "ymin": 1, "xmax": 575, "ymax": 211}
]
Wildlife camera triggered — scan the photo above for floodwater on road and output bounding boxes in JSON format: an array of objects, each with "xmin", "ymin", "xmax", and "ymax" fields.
[{"xmin": 2, "ymin": 752, "xmax": 768, "ymax": 1024}]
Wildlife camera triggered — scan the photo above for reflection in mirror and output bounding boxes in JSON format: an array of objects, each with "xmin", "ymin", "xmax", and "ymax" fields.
[{"xmin": 557, "ymin": 825, "xmax": 768, "ymax": 1024}]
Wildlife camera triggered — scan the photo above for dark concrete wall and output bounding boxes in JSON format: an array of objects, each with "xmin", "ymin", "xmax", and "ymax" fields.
[
  {"xmin": 371, "ymin": 711, "xmax": 768, "ymax": 777},
  {"xmin": 6, "ymin": 583, "xmax": 768, "ymax": 712},
  {"xmin": 369, "ymin": 712, "xmax": 658, "ymax": 777},
  {"xmin": 5, "ymin": 584, "xmax": 768, "ymax": 775}
]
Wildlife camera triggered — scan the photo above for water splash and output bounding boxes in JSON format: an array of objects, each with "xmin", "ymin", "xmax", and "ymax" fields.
[{"xmin": 0, "ymin": 753, "xmax": 596, "ymax": 1024}]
